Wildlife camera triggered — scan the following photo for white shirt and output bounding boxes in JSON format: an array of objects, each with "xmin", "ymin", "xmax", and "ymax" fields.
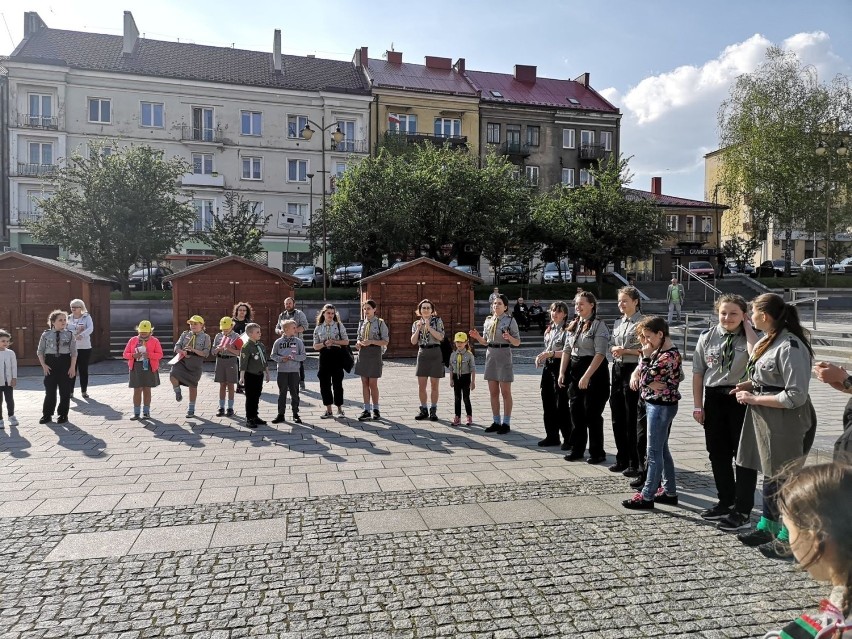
[
  {"xmin": 67, "ymin": 313, "xmax": 94, "ymax": 350},
  {"xmin": 0, "ymin": 349, "xmax": 18, "ymax": 386}
]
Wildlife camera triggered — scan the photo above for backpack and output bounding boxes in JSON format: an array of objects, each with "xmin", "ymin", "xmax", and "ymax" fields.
[{"xmin": 440, "ymin": 334, "xmax": 452, "ymax": 368}]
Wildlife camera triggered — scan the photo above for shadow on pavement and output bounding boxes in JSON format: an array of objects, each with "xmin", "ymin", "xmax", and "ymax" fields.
[
  {"xmin": 46, "ymin": 421, "xmax": 107, "ymax": 458},
  {"xmin": 0, "ymin": 424, "xmax": 32, "ymax": 458}
]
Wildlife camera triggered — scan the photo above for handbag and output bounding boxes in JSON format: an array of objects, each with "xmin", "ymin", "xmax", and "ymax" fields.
[{"xmin": 337, "ymin": 321, "xmax": 355, "ymax": 373}]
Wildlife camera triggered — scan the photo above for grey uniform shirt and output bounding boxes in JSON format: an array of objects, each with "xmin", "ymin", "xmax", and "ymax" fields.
[
  {"xmin": 270, "ymin": 336, "xmax": 307, "ymax": 373},
  {"xmin": 543, "ymin": 323, "xmax": 568, "ymax": 359},
  {"xmin": 610, "ymin": 312, "xmax": 643, "ymax": 364},
  {"xmin": 693, "ymin": 325, "xmax": 749, "ymax": 387},
  {"xmin": 175, "ymin": 331, "xmax": 211, "ymax": 357},
  {"xmin": 277, "ymin": 309, "xmax": 309, "ymax": 334},
  {"xmin": 564, "ymin": 318, "xmax": 609, "ymax": 357},
  {"xmin": 37, "ymin": 329, "xmax": 78, "ymax": 357},
  {"xmin": 357, "ymin": 317, "xmax": 390, "ymax": 342},
  {"xmin": 483, "ymin": 314, "xmax": 519, "ymax": 345},
  {"xmin": 313, "ymin": 322, "xmax": 348, "ymax": 345},
  {"xmin": 411, "ymin": 317, "xmax": 444, "ymax": 347},
  {"xmin": 749, "ymin": 329, "xmax": 812, "ymax": 409},
  {"xmin": 449, "ymin": 350, "xmax": 476, "ymax": 376}
]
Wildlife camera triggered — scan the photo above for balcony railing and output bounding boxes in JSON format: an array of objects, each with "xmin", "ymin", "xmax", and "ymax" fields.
[
  {"xmin": 19, "ymin": 114, "xmax": 58, "ymax": 129},
  {"xmin": 12, "ymin": 209, "xmax": 44, "ymax": 224},
  {"xmin": 384, "ymin": 130, "xmax": 468, "ymax": 148},
  {"xmin": 579, "ymin": 144, "xmax": 608, "ymax": 160},
  {"xmin": 676, "ymin": 231, "xmax": 711, "ymax": 244},
  {"xmin": 180, "ymin": 124, "xmax": 224, "ymax": 143},
  {"xmin": 501, "ymin": 141, "xmax": 531, "ymax": 158},
  {"xmin": 332, "ymin": 139, "xmax": 369, "ymax": 154},
  {"xmin": 16, "ymin": 162, "xmax": 57, "ymax": 177}
]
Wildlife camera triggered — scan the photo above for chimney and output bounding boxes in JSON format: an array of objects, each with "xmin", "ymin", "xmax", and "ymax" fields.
[
  {"xmin": 574, "ymin": 72, "xmax": 590, "ymax": 87},
  {"xmin": 352, "ymin": 46, "xmax": 368, "ymax": 69},
  {"xmin": 386, "ymin": 50, "xmax": 402, "ymax": 64},
  {"xmin": 651, "ymin": 177, "xmax": 662, "ymax": 196},
  {"xmin": 122, "ymin": 11, "xmax": 139, "ymax": 57},
  {"xmin": 454, "ymin": 58, "xmax": 465, "ymax": 74},
  {"xmin": 23, "ymin": 11, "xmax": 47, "ymax": 39},
  {"xmin": 425, "ymin": 56, "xmax": 452, "ymax": 70},
  {"xmin": 514, "ymin": 64, "xmax": 537, "ymax": 84},
  {"xmin": 273, "ymin": 29, "xmax": 282, "ymax": 73}
]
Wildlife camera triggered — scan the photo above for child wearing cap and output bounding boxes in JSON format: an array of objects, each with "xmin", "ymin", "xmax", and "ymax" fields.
[
  {"xmin": 449, "ymin": 332, "xmax": 476, "ymax": 426},
  {"xmin": 212, "ymin": 316, "xmax": 241, "ymax": 417},
  {"xmin": 270, "ymin": 319, "xmax": 306, "ymax": 424},
  {"xmin": 122, "ymin": 320, "xmax": 163, "ymax": 420},
  {"xmin": 170, "ymin": 315, "xmax": 211, "ymax": 418}
]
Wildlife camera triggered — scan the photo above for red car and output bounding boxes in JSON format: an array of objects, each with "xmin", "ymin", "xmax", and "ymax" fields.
[{"xmin": 687, "ymin": 261, "xmax": 715, "ymax": 280}]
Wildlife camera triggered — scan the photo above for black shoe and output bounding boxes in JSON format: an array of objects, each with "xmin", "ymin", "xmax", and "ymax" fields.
[
  {"xmin": 653, "ymin": 488, "xmax": 679, "ymax": 505},
  {"xmin": 622, "ymin": 467, "xmax": 641, "ymax": 478},
  {"xmin": 485, "ymin": 422, "xmax": 501, "ymax": 433},
  {"xmin": 414, "ymin": 407, "xmax": 429, "ymax": 420},
  {"xmin": 321, "ymin": 411, "xmax": 334, "ymax": 419},
  {"xmin": 538, "ymin": 438, "xmax": 561, "ymax": 447},
  {"xmin": 271, "ymin": 414, "xmax": 286, "ymax": 424},
  {"xmin": 246, "ymin": 419, "xmax": 258, "ymax": 429},
  {"xmin": 564, "ymin": 453, "xmax": 584, "ymax": 462},
  {"xmin": 236, "ymin": 386, "xmax": 245, "ymax": 394},
  {"xmin": 226, "ymin": 408, "xmax": 234, "ymax": 417},
  {"xmin": 185, "ymin": 411, "xmax": 195, "ymax": 418},
  {"xmin": 358, "ymin": 410, "xmax": 372, "ymax": 421},
  {"xmin": 622, "ymin": 493, "xmax": 655, "ymax": 510},
  {"xmin": 629, "ymin": 475, "xmax": 646, "ymax": 489},
  {"xmin": 82, "ymin": 393, "xmax": 90, "ymax": 399},
  {"xmin": 216, "ymin": 408, "xmax": 225, "ymax": 417},
  {"xmin": 737, "ymin": 528, "xmax": 774, "ymax": 547},
  {"xmin": 496, "ymin": 424, "xmax": 510, "ymax": 434},
  {"xmin": 373, "ymin": 409, "xmax": 381, "ymax": 420},
  {"xmin": 299, "ymin": 382, "xmax": 306, "ymax": 391},
  {"xmin": 608, "ymin": 463, "xmax": 628, "ymax": 473},
  {"xmin": 560, "ymin": 441, "xmax": 572, "ymax": 451},
  {"xmin": 718, "ymin": 512, "xmax": 752, "ymax": 532},
  {"xmin": 57, "ymin": 415, "xmax": 68, "ymax": 424},
  {"xmin": 701, "ymin": 503, "xmax": 734, "ymax": 521},
  {"xmin": 293, "ymin": 415, "xmax": 302, "ymax": 424},
  {"xmin": 255, "ymin": 418, "xmax": 267, "ymax": 426},
  {"xmin": 758, "ymin": 539, "xmax": 793, "ymax": 560},
  {"xmin": 39, "ymin": 416, "xmax": 52, "ymax": 424},
  {"xmin": 429, "ymin": 407, "xmax": 438, "ymax": 421},
  {"xmin": 130, "ymin": 414, "xmax": 140, "ymax": 421},
  {"xmin": 587, "ymin": 455, "xmax": 607, "ymax": 465}
]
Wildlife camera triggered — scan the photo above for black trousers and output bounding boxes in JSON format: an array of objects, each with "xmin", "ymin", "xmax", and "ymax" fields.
[
  {"xmin": 318, "ymin": 349, "xmax": 344, "ymax": 407},
  {"xmin": 453, "ymin": 373, "xmax": 472, "ymax": 417},
  {"xmin": 243, "ymin": 371, "xmax": 264, "ymax": 420},
  {"xmin": 299, "ymin": 361, "xmax": 305, "ymax": 384},
  {"xmin": 609, "ymin": 361, "xmax": 640, "ymax": 468},
  {"xmin": 703, "ymin": 386, "xmax": 757, "ymax": 513},
  {"xmin": 541, "ymin": 362, "xmax": 571, "ymax": 442},
  {"xmin": 74, "ymin": 348, "xmax": 92, "ymax": 393},
  {"xmin": 0, "ymin": 385, "xmax": 14, "ymax": 419},
  {"xmin": 277, "ymin": 372, "xmax": 300, "ymax": 415},
  {"xmin": 568, "ymin": 356, "xmax": 610, "ymax": 458},
  {"xmin": 43, "ymin": 354, "xmax": 74, "ymax": 419}
]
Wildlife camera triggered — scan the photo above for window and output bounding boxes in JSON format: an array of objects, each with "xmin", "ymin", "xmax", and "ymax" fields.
[
  {"xmin": 561, "ymin": 168, "xmax": 575, "ymax": 187},
  {"xmin": 702, "ymin": 216, "xmax": 713, "ymax": 233},
  {"xmin": 434, "ymin": 118, "xmax": 461, "ymax": 138},
  {"xmin": 191, "ymin": 107, "xmax": 215, "ymax": 141},
  {"xmin": 525, "ymin": 166, "xmax": 539, "ymax": 186},
  {"xmin": 506, "ymin": 125, "xmax": 521, "ymax": 148},
  {"xmin": 334, "ymin": 162, "xmax": 347, "ymax": 177},
  {"xmin": 28, "ymin": 93, "xmax": 53, "ymax": 126},
  {"xmin": 562, "ymin": 128, "xmax": 575, "ymax": 149},
  {"xmin": 511, "ymin": 169, "xmax": 520, "ymax": 180},
  {"xmin": 282, "ymin": 203, "xmax": 309, "ymax": 228},
  {"xmin": 247, "ymin": 200, "xmax": 264, "ymax": 221},
  {"xmin": 335, "ymin": 120, "xmax": 356, "ymax": 151},
  {"xmin": 666, "ymin": 215, "xmax": 679, "ymax": 232},
  {"xmin": 141, "ymin": 102, "xmax": 164, "ymax": 128},
  {"xmin": 580, "ymin": 130, "xmax": 594, "ymax": 147},
  {"xmin": 192, "ymin": 153, "xmax": 214, "ymax": 175},
  {"xmin": 288, "ymin": 159, "xmax": 308, "ymax": 182},
  {"xmin": 389, "ymin": 113, "xmax": 417, "ymax": 133},
  {"xmin": 24, "ymin": 189, "xmax": 53, "ymax": 221},
  {"xmin": 88, "ymin": 98, "xmax": 111, "ymax": 124},
  {"xmin": 486, "ymin": 123, "xmax": 501, "ymax": 144},
  {"xmin": 579, "ymin": 169, "xmax": 592, "ymax": 186},
  {"xmin": 526, "ymin": 126, "xmax": 540, "ymax": 147},
  {"xmin": 241, "ymin": 156, "xmax": 262, "ymax": 180},
  {"xmin": 193, "ymin": 199, "xmax": 215, "ymax": 231},
  {"xmin": 600, "ymin": 131, "xmax": 612, "ymax": 152},
  {"xmin": 287, "ymin": 115, "xmax": 309, "ymax": 139},
  {"xmin": 89, "ymin": 143, "xmax": 112, "ymax": 158},
  {"xmin": 29, "ymin": 141, "xmax": 53, "ymax": 165},
  {"xmin": 241, "ymin": 110, "xmax": 262, "ymax": 136}
]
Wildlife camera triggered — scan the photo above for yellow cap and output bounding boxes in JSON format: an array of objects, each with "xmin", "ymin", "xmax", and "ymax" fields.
[
  {"xmin": 219, "ymin": 316, "xmax": 234, "ymax": 329},
  {"xmin": 136, "ymin": 320, "xmax": 153, "ymax": 332},
  {"xmin": 454, "ymin": 331, "xmax": 468, "ymax": 342},
  {"xmin": 187, "ymin": 315, "xmax": 204, "ymax": 325}
]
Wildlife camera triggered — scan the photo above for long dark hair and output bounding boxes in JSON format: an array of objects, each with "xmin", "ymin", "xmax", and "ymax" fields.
[
  {"xmin": 232, "ymin": 301, "xmax": 253, "ymax": 321},
  {"xmin": 546, "ymin": 301, "xmax": 571, "ymax": 334},
  {"xmin": 617, "ymin": 286, "xmax": 642, "ymax": 313},
  {"xmin": 315, "ymin": 303, "xmax": 340, "ymax": 325},
  {"xmin": 751, "ymin": 293, "xmax": 813, "ymax": 361},
  {"xmin": 566, "ymin": 291, "xmax": 597, "ymax": 334}
]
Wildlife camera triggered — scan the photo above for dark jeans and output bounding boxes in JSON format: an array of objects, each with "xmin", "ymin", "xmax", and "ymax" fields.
[
  {"xmin": 0, "ymin": 385, "xmax": 14, "ymax": 418},
  {"xmin": 75, "ymin": 348, "xmax": 92, "ymax": 393},
  {"xmin": 568, "ymin": 356, "xmax": 610, "ymax": 458},
  {"xmin": 277, "ymin": 372, "xmax": 300, "ymax": 415},
  {"xmin": 318, "ymin": 349, "xmax": 344, "ymax": 407},
  {"xmin": 541, "ymin": 362, "xmax": 571, "ymax": 442},
  {"xmin": 43, "ymin": 354, "xmax": 74, "ymax": 419},
  {"xmin": 703, "ymin": 386, "xmax": 756, "ymax": 514},
  {"xmin": 453, "ymin": 373, "xmax": 472, "ymax": 417},
  {"xmin": 610, "ymin": 361, "xmax": 640, "ymax": 468},
  {"xmin": 243, "ymin": 371, "xmax": 263, "ymax": 420},
  {"xmin": 637, "ymin": 400, "xmax": 648, "ymax": 470}
]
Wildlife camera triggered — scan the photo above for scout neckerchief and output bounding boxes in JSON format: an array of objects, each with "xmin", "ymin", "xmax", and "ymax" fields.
[
  {"xmin": 362, "ymin": 317, "xmax": 372, "ymax": 341},
  {"xmin": 456, "ymin": 350, "xmax": 464, "ymax": 374},
  {"xmin": 490, "ymin": 314, "xmax": 507, "ymax": 342},
  {"xmin": 255, "ymin": 341, "xmax": 267, "ymax": 367},
  {"xmin": 720, "ymin": 327, "xmax": 737, "ymax": 374}
]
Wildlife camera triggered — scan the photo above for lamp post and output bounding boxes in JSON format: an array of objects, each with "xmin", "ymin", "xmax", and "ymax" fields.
[
  {"xmin": 301, "ymin": 117, "xmax": 344, "ymax": 301},
  {"xmin": 815, "ymin": 138, "xmax": 848, "ymax": 288},
  {"xmin": 306, "ymin": 171, "xmax": 315, "ymax": 287}
]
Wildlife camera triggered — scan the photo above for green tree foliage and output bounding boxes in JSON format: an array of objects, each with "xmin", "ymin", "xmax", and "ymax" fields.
[
  {"xmin": 205, "ymin": 191, "xmax": 271, "ymax": 261},
  {"xmin": 27, "ymin": 142, "xmax": 196, "ymax": 298},
  {"xmin": 532, "ymin": 156, "xmax": 667, "ymax": 296},
  {"xmin": 721, "ymin": 235, "xmax": 763, "ymax": 272}
]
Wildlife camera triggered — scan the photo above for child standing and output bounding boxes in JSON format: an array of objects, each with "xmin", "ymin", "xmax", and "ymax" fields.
[
  {"xmin": 239, "ymin": 322, "xmax": 270, "ymax": 428},
  {"xmin": 170, "ymin": 315, "xmax": 212, "ymax": 418},
  {"xmin": 270, "ymin": 319, "xmax": 306, "ymax": 424},
  {"xmin": 122, "ymin": 320, "xmax": 163, "ymax": 420},
  {"xmin": 36, "ymin": 310, "xmax": 77, "ymax": 424},
  {"xmin": 212, "ymin": 316, "xmax": 241, "ymax": 417},
  {"xmin": 0, "ymin": 329, "xmax": 18, "ymax": 428},
  {"xmin": 762, "ymin": 462, "xmax": 851, "ymax": 638},
  {"xmin": 448, "ymin": 332, "xmax": 476, "ymax": 426}
]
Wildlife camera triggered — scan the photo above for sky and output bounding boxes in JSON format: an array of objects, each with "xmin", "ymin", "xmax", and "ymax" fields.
[{"xmin": 3, "ymin": 0, "xmax": 851, "ymax": 200}]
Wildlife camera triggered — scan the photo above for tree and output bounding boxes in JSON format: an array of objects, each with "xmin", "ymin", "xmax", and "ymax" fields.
[
  {"xmin": 718, "ymin": 47, "xmax": 852, "ymax": 276},
  {"xmin": 722, "ymin": 235, "xmax": 763, "ymax": 272},
  {"xmin": 532, "ymin": 156, "xmax": 667, "ymax": 296},
  {"xmin": 27, "ymin": 142, "xmax": 196, "ymax": 298},
  {"xmin": 205, "ymin": 191, "xmax": 271, "ymax": 261}
]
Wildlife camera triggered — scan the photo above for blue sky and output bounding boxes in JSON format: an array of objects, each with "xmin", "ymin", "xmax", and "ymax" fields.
[{"xmin": 3, "ymin": 0, "xmax": 851, "ymax": 199}]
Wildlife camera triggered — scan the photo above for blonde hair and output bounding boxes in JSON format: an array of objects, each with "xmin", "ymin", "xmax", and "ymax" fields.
[{"xmin": 69, "ymin": 299, "xmax": 88, "ymax": 313}]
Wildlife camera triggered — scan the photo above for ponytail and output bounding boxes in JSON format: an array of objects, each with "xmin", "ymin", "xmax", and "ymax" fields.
[{"xmin": 751, "ymin": 294, "xmax": 813, "ymax": 362}]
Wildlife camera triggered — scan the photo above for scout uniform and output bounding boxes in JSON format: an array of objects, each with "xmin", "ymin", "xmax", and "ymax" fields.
[
  {"xmin": 412, "ymin": 316, "xmax": 445, "ymax": 379},
  {"xmin": 213, "ymin": 328, "xmax": 241, "ymax": 384},
  {"xmin": 449, "ymin": 338, "xmax": 476, "ymax": 420},
  {"xmin": 313, "ymin": 321, "xmax": 349, "ymax": 410},
  {"xmin": 171, "ymin": 318, "xmax": 212, "ymax": 388},
  {"xmin": 240, "ymin": 338, "xmax": 269, "ymax": 423},
  {"xmin": 354, "ymin": 316, "xmax": 389, "ymax": 379},
  {"xmin": 609, "ymin": 311, "xmax": 643, "ymax": 471},
  {"xmin": 482, "ymin": 313, "xmax": 520, "ymax": 382},
  {"xmin": 37, "ymin": 325, "xmax": 78, "ymax": 422},
  {"xmin": 540, "ymin": 321, "xmax": 571, "ymax": 446}
]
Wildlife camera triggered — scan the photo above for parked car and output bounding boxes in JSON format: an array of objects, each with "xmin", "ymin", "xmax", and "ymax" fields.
[
  {"xmin": 389, "ymin": 261, "xmax": 408, "ymax": 270},
  {"xmin": 542, "ymin": 261, "xmax": 573, "ymax": 284},
  {"xmin": 754, "ymin": 259, "xmax": 802, "ymax": 278},
  {"xmin": 128, "ymin": 266, "xmax": 173, "ymax": 290},
  {"xmin": 331, "ymin": 263, "xmax": 367, "ymax": 286},
  {"xmin": 801, "ymin": 257, "xmax": 835, "ymax": 273},
  {"xmin": 496, "ymin": 263, "xmax": 529, "ymax": 283},
  {"xmin": 453, "ymin": 264, "xmax": 481, "ymax": 277},
  {"xmin": 687, "ymin": 261, "xmax": 715, "ymax": 280},
  {"xmin": 833, "ymin": 257, "xmax": 852, "ymax": 274},
  {"xmin": 291, "ymin": 265, "xmax": 327, "ymax": 288},
  {"xmin": 724, "ymin": 260, "xmax": 755, "ymax": 275}
]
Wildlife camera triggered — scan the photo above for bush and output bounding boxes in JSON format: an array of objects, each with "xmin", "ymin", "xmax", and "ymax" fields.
[{"xmin": 798, "ymin": 269, "xmax": 821, "ymax": 287}]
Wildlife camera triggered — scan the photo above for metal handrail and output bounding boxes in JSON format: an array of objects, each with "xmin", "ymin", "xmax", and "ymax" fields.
[
  {"xmin": 674, "ymin": 264, "xmax": 722, "ymax": 302},
  {"xmin": 788, "ymin": 288, "xmax": 829, "ymax": 331},
  {"xmin": 608, "ymin": 271, "xmax": 650, "ymax": 301}
]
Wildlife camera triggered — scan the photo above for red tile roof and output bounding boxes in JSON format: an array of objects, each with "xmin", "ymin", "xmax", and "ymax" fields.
[{"xmin": 367, "ymin": 58, "xmax": 478, "ymax": 96}]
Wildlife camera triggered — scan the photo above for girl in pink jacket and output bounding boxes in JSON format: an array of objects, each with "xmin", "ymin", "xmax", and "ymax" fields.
[{"xmin": 122, "ymin": 320, "xmax": 163, "ymax": 420}]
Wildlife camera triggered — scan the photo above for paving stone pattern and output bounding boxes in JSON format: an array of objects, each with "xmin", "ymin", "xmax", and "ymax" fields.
[{"xmin": 0, "ymin": 359, "xmax": 845, "ymax": 637}]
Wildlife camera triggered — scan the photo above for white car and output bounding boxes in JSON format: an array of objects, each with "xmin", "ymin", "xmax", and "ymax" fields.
[
  {"xmin": 801, "ymin": 257, "xmax": 834, "ymax": 273},
  {"xmin": 833, "ymin": 257, "xmax": 852, "ymax": 274}
]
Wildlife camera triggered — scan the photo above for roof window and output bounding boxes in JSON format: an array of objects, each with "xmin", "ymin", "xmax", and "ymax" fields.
[{"xmin": 490, "ymin": 90, "xmax": 503, "ymax": 98}]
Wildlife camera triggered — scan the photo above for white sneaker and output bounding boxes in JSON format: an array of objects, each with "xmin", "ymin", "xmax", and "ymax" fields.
[
  {"xmin": 337, "ymin": 408, "xmax": 345, "ymax": 417},
  {"xmin": 8, "ymin": 416, "xmax": 18, "ymax": 427}
]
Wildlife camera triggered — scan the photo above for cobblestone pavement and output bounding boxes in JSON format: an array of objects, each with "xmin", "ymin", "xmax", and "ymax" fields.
[{"xmin": 0, "ymin": 358, "xmax": 846, "ymax": 638}]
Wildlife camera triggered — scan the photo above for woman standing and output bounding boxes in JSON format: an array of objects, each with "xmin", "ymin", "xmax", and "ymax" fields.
[
  {"xmin": 410, "ymin": 299, "xmax": 445, "ymax": 422},
  {"xmin": 558, "ymin": 291, "xmax": 610, "ymax": 463},
  {"xmin": 67, "ymin": 299, "xmax": 94, "ymax": 399},
  {"xmin": 608, "ymin": 287, "xmax": 643, "ymax": 475},
  {"xmin": 693, "ymin": 294, "xmax": 759, "ymax": 528},
  {"xmin": 354, "ymin": 300, "xmax": 390, "ymax": 422},
  {"xmin": 36, "ymin": 310, "xmax": 77, "ymax": 424},
  {"xmin": 232, "ymin": 302, "xmax": 253, "ymax": 394},
  {"xmin": 534, "ymin": 301, "xmax": 571, "ymax": 447},
  {"xmin": 313, "ymin": 304, "xmax": 349, "ymax": 419},
  {"xmin": 470, "ymin": 294, "xmax": 521, "ymax": 434},
  {"xmin": 734, "ymin": 293, "xmax": 817, "ymax": 557}
]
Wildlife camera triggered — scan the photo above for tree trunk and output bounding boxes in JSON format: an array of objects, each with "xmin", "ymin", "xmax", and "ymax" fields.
[{"xmin": 784, "ymin": 228, "xmax": 793, "ymax": 277}]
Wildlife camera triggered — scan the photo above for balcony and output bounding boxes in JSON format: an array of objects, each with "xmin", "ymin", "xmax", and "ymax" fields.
[
  {"xmin": 676, "ymin": 231, "xmax": 711, "ymax": 244},
  {"xmin": 579, "ymin": 144, "xmax": 608, "ymax": 161},
  {"xmin": 12, "ymin": 209, "xmax": 44, "ymax": 225},
  {"xmin": 18, "ymin": 114, "xmax": 58, "ymax": 129},
  {"xmin": 332, "ymin": 139, "xmax": 369, "ymax": 154},
  {"xmin": 181, "ymin": 172, "xmax": 225, "ymax": 188},
  {"xmin": 180, "ymin": 124, "xmax": 224, "ymax": 144},
  {"xmin": 501, "ymin": 141, "xmax": 531, "ymax": 158},
  {"xmin": 384, "ymin": 131, "xmax": 467, "ymax": 149},
  {"xmin": 16, "ymin": 162, "xmax": 57, "ymax": 177}
]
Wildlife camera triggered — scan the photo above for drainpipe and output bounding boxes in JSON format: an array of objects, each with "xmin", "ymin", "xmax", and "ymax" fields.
[{"xmin": 373, "ymin": 95, "xmax": 379, "ymax": 157}]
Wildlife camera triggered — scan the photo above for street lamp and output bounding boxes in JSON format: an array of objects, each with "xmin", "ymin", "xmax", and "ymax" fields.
[
  {"xmin": 301, "ymin": 118, "xmax": 344, "ymax": 301},
  {"xmin": 815, "ymin": 138, "xmax": 848, "ymax": 287}
]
